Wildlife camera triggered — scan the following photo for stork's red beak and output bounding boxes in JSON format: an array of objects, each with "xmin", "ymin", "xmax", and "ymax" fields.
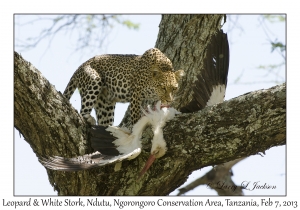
[{"xmin": 138, "ymin": 154, "xmax": 156, "ymax": 179}]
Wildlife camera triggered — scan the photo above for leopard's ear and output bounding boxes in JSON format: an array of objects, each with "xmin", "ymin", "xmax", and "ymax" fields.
[
  {"xmin": 142, "ymin": 48, "xmax": 161, "ymax": 65},
  {"xmin": 175, "ymin": 70, "xmax": 185, "ymax": 81}
]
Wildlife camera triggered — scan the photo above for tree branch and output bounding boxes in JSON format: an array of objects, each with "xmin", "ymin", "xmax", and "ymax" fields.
[
  {"xmin": 177, "ymin": 158, "xmax": 246, "ymax": 195},
  {"xmin": 14, "ymin": 51, "xmax": 285, "ymax": 195},
  {"xmin": 14, "ymin": 51, "xmax": 91, "ymax": 159}
]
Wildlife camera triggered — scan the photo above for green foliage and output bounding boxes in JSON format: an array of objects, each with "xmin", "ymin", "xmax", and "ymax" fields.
[
  {"xmin": 53, "ymin": 16, "xmax": 63, "ymax": 23},
  {"xmin": 271, "ymin": 41, "xmax": 285, "ymax": 53},
  {"xmin": 263, "ymin": 15, "xmax": 286, "ymax": 23},
  {"xmin": 15, "ymin": 15, "xmax": 140, "ymax": 54},
  {"xmin": 112, "ymin": 16, "xmax": 140, "ymax": 30},
  {"xmin": 256, "ymin": 62, "xmax": 285, "ymax": 84},
  {"xmin": 121, "ymin": 20, "xmax": 140, "ymax": 30},
  {"xmin": 257, "ymin": 63, "xmax": 282, "ymax": 70},
  {"xmin": 227, "ymin": 15, "xmax": 286, "ymax": 85},
  {"xmin": 261, "ymin": 15, "xmax": 286, "ymax": 55}
]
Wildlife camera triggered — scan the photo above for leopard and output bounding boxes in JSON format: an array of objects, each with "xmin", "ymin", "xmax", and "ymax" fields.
[{"xmin": 63, "ymin": 48, "xmax": 185, "ymax": 127}]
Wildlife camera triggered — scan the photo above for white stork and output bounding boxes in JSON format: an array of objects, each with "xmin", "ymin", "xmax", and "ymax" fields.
[{"xmin": 39, "ymin": 101, "xmax": 180, "ymax": 174}]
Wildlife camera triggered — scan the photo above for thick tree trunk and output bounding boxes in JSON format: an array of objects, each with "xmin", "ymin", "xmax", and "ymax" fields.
[
  {"xmin": 14, "ymin": 15, "xmax": 286, "ymax": 196},
  {"xmin": 155, "ymin": 14, "xmax": 224, "ymax": 109}
]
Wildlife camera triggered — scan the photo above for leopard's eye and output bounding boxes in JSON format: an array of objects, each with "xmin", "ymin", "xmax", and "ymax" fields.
[{"xmin": 159, "ymin": 86, "xmax": 167, "ymax": 93}]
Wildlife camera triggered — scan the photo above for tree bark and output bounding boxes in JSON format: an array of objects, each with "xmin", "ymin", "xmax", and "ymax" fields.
[
  {"xmin": 14, "ymin": 15, "xmax": 286, "ymax": 196},
  {"xmin": 155, "ymin": 14, "xmax": 225, "ymax": 109}
]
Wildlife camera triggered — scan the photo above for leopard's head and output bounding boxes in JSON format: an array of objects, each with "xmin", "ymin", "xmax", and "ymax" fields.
[
  {"xmin": 140, "ymin": 48, "xmax": 185, "ymax": 106},
  {"xmin": 151, "ymin": 69, "xmax": 185, "ymax": 106}
]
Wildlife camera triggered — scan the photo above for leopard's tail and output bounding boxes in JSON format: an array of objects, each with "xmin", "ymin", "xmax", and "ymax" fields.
[{"xmin": 63, "ymin": 74, "xmax": 78, "ymax": 100}]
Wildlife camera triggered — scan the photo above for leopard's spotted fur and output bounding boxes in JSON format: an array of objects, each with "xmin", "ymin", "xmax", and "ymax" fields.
[{"xmin": 63, "ymin": 48, "xmax": 184, "ymax": 126}]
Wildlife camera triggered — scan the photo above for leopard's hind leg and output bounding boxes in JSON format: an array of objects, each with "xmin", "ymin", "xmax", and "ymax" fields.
[
  {"xmin": 77, "ymin": 66, "xmax": 103, "ymax": 125},
  {"xmin": 94, "ymin": 95, "xmax": 116, "ymax": 126}
]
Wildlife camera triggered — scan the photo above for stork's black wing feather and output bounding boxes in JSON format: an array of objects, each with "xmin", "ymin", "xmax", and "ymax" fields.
[
  {"xmin": 90, "ymin": 125, "xmax": 120, "ymax": 156},
  {"xmin": 180, "ymin": 29, "xmax": 229, "ymax": 113}
]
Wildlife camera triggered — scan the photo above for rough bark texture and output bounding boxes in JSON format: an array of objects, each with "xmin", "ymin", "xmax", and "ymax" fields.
[
  {"xmin": 14, "ymin": 15, "xmax": 286, "ymax": 196},
  {"xmin": 14, "ymin": 52, "xmax": 90, "ymax": 158}
]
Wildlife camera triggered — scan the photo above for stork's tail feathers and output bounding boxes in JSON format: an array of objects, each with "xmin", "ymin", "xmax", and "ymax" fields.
[
  {"xmin": 39, "ymin": 152, "xmax": 109, "ymax": 171},
  {"xmin": 39, "ymin": 149, "xmax": 142, "ymax": 171}
]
